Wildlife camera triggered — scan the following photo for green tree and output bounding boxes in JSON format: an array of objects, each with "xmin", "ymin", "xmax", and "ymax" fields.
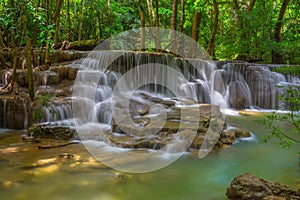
[{"xmin": 272, "ymin": 0, "xmax": 291, "ymax": 64}]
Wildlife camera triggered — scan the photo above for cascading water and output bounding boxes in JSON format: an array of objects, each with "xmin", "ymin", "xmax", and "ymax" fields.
[
  {"xmin": 43, "ymin": 101, "xmax": 73, "ymax": 126},
  {"xmin": 73, "ymin": 51, "xmax": 218, "ymax": 128},
  {"xmin": 220, "ymin": 62, "xmax": 299, "ymax": 109},
  {"xmin": 71, "ymin": 52, "xmax": 300, "ymax": 143}
]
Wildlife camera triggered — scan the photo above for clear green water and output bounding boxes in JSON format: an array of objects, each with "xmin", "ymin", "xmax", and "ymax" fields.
[{"xmin": 0, "ymin": 113, "xmax": 299, "ymax": 200}]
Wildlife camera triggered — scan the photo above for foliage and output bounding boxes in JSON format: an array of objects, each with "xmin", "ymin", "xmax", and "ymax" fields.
[
  {"xmin": 273, "ymin": 65, "xmax": 300, "ymax": 75},
  {"xmin": 0, "ymin": 0, "xmax": 54, "ymax": 47},
  {"xmin": 35, "ymin": 94, "xmax": 55, "ymax": 107},
  {"xmin": 0, "ymin": 0, "xmax": 299, "ymax": 64},
  {"xmin": 256, "ymin": 65, "xmax": 300, "ymax": 148},
  {"xmin": 32, "ymin": 94, "xmax": 55, "ymax": 122}
]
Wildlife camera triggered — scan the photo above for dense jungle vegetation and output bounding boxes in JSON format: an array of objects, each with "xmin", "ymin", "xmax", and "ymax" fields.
[{"xmin": 0, "ymin": 0, "xmax": 299, "ymax": 65}]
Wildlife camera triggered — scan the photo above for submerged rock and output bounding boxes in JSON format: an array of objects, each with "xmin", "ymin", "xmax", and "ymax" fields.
[
  {"xmin": 110, "ymin": 101, "xmax": 251, "ymax": 152},
  {"xmin": 226, "ymin": 173, "xmax": 300, "ymax": 200}
]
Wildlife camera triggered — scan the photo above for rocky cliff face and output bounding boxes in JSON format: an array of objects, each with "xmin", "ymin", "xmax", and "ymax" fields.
[{"xmin": 0, "ymin": 95, "xmax": 31, "ymax": 129}]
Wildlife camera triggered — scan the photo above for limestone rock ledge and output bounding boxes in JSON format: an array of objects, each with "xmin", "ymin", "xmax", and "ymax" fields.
[{"xmin": 226, "ymin": 173, "xmax": 300, "ymax": 200}]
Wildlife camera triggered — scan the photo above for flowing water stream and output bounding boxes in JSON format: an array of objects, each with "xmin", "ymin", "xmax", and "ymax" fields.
[
  {"xmin": 0, "ymin": 112, "xmax": 299, "ymax": 200},
  {"xmin": 0, "ymin": 51, "xmax": 299, "ymax": 199}
]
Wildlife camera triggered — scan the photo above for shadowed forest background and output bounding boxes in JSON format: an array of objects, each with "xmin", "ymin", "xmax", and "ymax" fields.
[{"xmin": 0, "ymin": 0, "xmax": 299, "ymax": 66}]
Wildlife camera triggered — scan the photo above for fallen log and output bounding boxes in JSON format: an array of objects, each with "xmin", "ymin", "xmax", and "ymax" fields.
[{"xmin": 37, "ymin": 141, "xmax": 80, "ymax": 149}]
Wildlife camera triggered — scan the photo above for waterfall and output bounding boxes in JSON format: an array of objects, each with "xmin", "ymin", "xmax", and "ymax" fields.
[
  {"xmin": 43, "ymin": 101, "xmax": 73, "ymax": 126},
  {"xmin": 0, "ymin": 51, "xmax": 298, "ymax": 131},
  {"xmin": 72, "ymin": 51, "xmax": 300, "ymax": 130},
  {"xmin": 71, "ymin": 50, "xmax": 226, "ymax": 158},
  {"xmin": 220, "ymin": 63, "xmax": 297, "ymax": 109},
  {"xmin": 70, "ymin": 51, "xmax": 300, "ymax": 147}
]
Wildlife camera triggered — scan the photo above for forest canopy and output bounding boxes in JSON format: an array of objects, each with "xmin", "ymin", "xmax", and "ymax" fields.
[{"xmin": 0, "ymin": 0, "xmax": 299, "ymax": 64}]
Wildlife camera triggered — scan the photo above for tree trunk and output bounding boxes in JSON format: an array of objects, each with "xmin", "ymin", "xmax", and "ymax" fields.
[
  {"xmin": 97, "ymin": 11, "xmax": 102, "ymax": 39},
  {"xmin": 189, "ymin": 11, "xmax": 201, "ymax": 57},
  {"xmin": 53, "ymin": 0, "xmax": 64, "ymax": 44},
  {"xmin": 53, "ymin": 0, "xmax": 63, "ymax": 23},
  {"xmin": 32, "ymin": 1, "xmax": 40, "ymax": 46},
  {"xmin": 78, "ymin": 0, "xmax": 85, "ymax": 41},
  {"xmin": 191, "ymin": 12, "xmax": 201, "ymax": 43},
  {"xmin": 154, "ymin": 0, "xmax": 161, "ymax": 50},
  {"xmin": 0, "ymin": 31, "xmax": 6, "ymax": 49},
  {"xmin": 207, "ymin": 0, "xmax": 219, "ymax": 58},
  {"xmin": 49, "ymin": 0, "xmax": 53, "ymax": 22},
  {"xmin": 44, "ymin": 31, "xmax": 51, "ymax": 67},
  {"xmin": 233, "ymin": 0, "xmax": 242, "ymax": 34},
  {"xmin": 247, "ymin": 0, "xmax": 257, "ymax": 13},
  {"xmin": 9, "ymin": 29, "xmax": 18, "ymax": 94},
  {"xmin": 272, "ymin": 0, "xmax": 290, "ymax": 64},
  {"xmin": 54, "ymin": 16, "xmax": 60, "ymax": 44},
  {"xmin": 67, "ymin": 0, "xmax": 71, "ymax": 41},
  {"xmin": 146, "ymin": 0, "xmax": 153, "ymax": 26},
  {"xmin": 25, "ymin": 28, "xmax": 35, "ymax": 101},
  {"xmin": 178, "ymin": 0, "xmax": 185, "ymax": 56},
  {"xmin": 170, "ymin": 0, "xmax": 178, "ymax": 52},
  {"xmin": 137, "ymin": 0, "xmax": 145, "ymax": 50}
]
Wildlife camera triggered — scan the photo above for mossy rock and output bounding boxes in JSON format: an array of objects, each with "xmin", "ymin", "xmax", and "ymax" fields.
[
  {"xmin": 66, "ymin": 40, "xmax": 109, "ymax": 51},
  {"xmin": 29, "ymin": 125, "xmax": 75, "ymax": 141}
]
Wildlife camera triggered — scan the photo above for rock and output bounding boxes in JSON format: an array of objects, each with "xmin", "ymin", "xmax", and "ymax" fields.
[
  {"xmin": 67, "ymin": 66, "xmax": 78, "ymax": 80},
  {"xmin": 147, "ymin": 97, "xmax": 163, "ymax": 103},
  {"xmin": 161, "ymin": 99, "xmax": 177, "ymax": 107},
  {"xmin": 191, "ymin": 134, "xmax": 204, "ymax": 149},
  {"xmin": 226, "ymin": 173, "xmax": 300, "ymax": 200},
  {"xmin": 35, "ymin": 88, "xmax": 69, "ymax": 97},
  {"xmin": 127, "ymin": 97, "xmax": 153, "ymax": 116},
  {"xmin": 235, "ymin": 128, "xmax": 251, "ymax": 138},
  {"xmin": 50, "ymin": 65, "xmax": 79, "ymax": 81},
  {"xmin": 51, "ymin": 50, "xmax": 88, "ymax": 63},
  {"xmin": 65, "ymin": 39, "xmax": 110, "ymax": 51},
  {"xmin": 0, "ymin": 95, "xmax": 31, "ymax": 129},
  {"xmin": 229, "ymin": 124, "xmax": 251, "ymax": 138},
  {"xmin": 29, "ymin": 125, "xmax": 75, "ymax": 141},
  {"xmin": 220, "ymin": 130, "xmax": 236, "ymax": 144},
  {"xmin": 36, "ymin": 71, "xmax": 60, "ymax": 86},
  {"xmin": 14, "ymin": 69, "xmax": 60, "ymax": 87}
]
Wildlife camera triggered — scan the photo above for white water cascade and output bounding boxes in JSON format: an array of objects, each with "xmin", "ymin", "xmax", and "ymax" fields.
[{"xmin": 70, "ymin": 51, "xmax": 300, "ymax": 150}]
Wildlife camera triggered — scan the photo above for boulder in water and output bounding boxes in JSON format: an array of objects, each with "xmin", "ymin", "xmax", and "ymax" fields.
[
  {"xmin": 226, "ymin": 173, "xmax": 300, "ymax": 200},
  {"xmin": 29, "ymin": 125, "xmax": 75, "ymax": 141}
]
